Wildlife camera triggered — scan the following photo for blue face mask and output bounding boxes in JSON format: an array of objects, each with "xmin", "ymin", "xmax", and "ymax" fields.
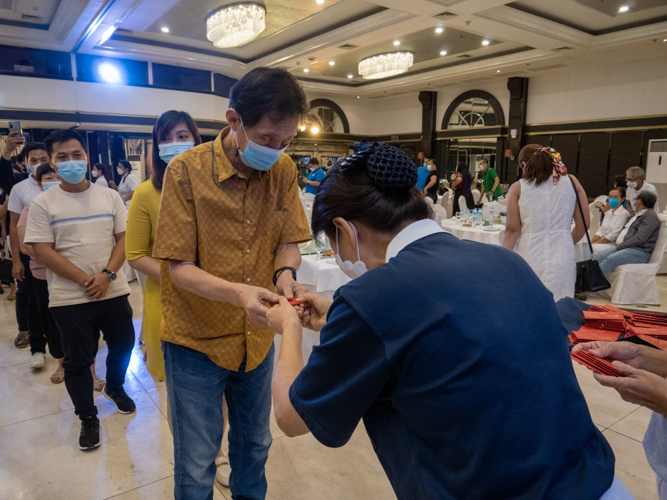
[
  {"xmin": 237, "ymin": 118, "xmax": 286, "ymax": 171},
  {"xmin": 158, "ymin": 141, "xmax": 195, "ymax": 165},
  {"xmin": 56, "ymin": 160, "xmax": 88, "ymax": 184},
  {"xmin": 608, "ymin": 198, "xmax": 621, "ymax": 208},
  {"xmin": 42, "ymin": 181, "xmax": 61, "ymax": 191}
]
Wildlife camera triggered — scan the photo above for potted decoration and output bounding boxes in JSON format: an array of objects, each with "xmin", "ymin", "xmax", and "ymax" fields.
[{"xmin": 500, "ymin": 211, "xmax": 506, "ymax": 224}]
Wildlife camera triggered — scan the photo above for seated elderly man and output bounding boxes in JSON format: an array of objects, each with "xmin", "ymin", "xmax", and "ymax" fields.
[
  {"xmin": 595, "ymin": 191, "xmax": 660, "ymax": 275},
  {"xmin": 626, "ymin": 165, "xmax": 659, "ymax": 214}
]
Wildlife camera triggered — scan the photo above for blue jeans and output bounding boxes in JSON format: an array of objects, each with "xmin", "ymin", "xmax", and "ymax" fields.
[
  {"xmin": 595, "ymin": 246, "xmax": 651, "ymax": 275},
  {"xmin": 163, "ymin": 341, "xmax": 274, "ymax": 500}
]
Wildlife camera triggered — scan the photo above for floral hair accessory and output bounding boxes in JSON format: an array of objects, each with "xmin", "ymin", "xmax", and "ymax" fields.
[{"xmin": 535, "ymin": 147, "xmax": 567, "ymax": 184}]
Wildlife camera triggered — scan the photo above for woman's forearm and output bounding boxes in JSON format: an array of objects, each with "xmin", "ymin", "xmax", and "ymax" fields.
[
  {"xmin": 128, "ymin": 256, "xmax": 161, "ymax": 281},
  {"xmin": 503, "ymin": 229, "xmax": 521, "ymax": 250},
  {"xmin": 571, "ymin": 223, "xmax": 586, "ymax": 245},
  {"xmin": 272, "ymin": 320, "xmax": 310, "ymax": 437}
]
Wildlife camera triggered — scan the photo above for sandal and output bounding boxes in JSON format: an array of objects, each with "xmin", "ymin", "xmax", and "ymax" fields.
[
  {"xmin": 93, "ymin": 379, "xmax": 106, "ymax": 392},
  {"xmin": 51, "ymin": 369, "xmax": 64, "ymax": 384}
]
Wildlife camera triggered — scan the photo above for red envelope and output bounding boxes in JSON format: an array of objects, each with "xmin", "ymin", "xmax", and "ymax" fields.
[{"xmin": 571, "ymin": 350, "xmax": 624, "ymax": 377}]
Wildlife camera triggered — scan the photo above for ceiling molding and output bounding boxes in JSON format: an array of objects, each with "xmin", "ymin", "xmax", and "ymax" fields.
[
  {"xmin": 593, "ymin": 20, "xmax": 667, "ymax": 49},
  {"xmin": 247, "ymin": 9, "xmax": 415, "ymax": 69},
  {"xmin": 475, "ymin": 5, "xmax": 594, "ymax": 49}
]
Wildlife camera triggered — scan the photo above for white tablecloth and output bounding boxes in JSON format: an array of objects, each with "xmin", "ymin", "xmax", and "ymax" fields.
[
  {"xmin": 442, "ymin": 219, "xmax": 592, "ymax": 263},
  {"xmin": 441, "ymin": 220, "xmax": 505, "ymax": 245}
]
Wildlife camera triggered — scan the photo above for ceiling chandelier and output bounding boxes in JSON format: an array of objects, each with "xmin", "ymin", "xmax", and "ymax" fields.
[
  {"xmin": 358, "ymin": 52, "xmax": 414, "ymax": 80},
  {"xmin": 206, "ymin": 3, "xmax": 266, "ymax": 48}
]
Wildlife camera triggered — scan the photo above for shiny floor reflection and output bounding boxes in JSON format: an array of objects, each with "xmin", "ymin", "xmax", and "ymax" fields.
[{"xmin": 0, "ymin": 281, "xmax": 661, "ymax": 499}]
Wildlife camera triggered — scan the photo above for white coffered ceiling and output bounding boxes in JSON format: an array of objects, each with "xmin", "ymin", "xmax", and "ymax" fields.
[{"xmin": 0, "ymin": 0, "xmax": 665, "ymax": 99}]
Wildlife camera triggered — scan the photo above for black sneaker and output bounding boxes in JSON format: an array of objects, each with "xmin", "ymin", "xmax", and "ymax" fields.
[
  {"xmin": 102, "ymin": 386, "xmax": 136, "ymax": 414},
  {"xmin": 79, "ymin": 417, "xmax": 101, "ymax": 451}
]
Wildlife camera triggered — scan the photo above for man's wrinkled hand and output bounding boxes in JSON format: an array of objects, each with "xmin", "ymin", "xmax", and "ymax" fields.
[{"xmin": 238, "ymin": 285, "xmax": 280, "ymax": 328}]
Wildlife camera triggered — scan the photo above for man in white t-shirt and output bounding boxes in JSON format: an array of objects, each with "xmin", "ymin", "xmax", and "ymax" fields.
[
  {"xmin": 6, "ymin": 141, "xmax": 49, "ymax": 349},
  {"xmin": 626, "ymin": 166, "xmax": 659, "ymax": 214},
  {"xmin": 25, "ymin": 130, "xmax": 136, "ymax": 452}
]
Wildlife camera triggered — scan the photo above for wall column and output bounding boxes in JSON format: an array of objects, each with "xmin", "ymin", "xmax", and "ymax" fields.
[
  {"xmin": 418, "ymin": 91, "xmax": 437, "ymax": 158},
  {"xmin": 506, "ymin": 77, "xmax": 529, "ymax": 183}
]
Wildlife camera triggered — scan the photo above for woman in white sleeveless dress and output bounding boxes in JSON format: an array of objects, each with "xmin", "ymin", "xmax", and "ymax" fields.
[{"xmin": 503, "ymin": 146, "xmax": 590, "ymax": 301}]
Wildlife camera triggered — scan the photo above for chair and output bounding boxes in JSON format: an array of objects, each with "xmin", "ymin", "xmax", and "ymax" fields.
[
  {"xmin": 439, "ymin": 191, "xmax": 450, "ymax": 218},
  {"xmin": 599, "ymin": 221, "xmax": 667, "ymax": 305},
  {"xmin": 471, "ymin": 189, "xmax": 481, "ymax": 205},
  {"xmin": 458, "ymin": 196, "xmax": 467, "ymax": 212},
  {"xmin": 588, "ymin": 202, "xmax": 603, "ymax": 236}
]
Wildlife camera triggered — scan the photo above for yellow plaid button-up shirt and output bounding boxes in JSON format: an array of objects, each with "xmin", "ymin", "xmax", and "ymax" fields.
[{"xmin": 153, "ymin": 128, "xmax": 312, "ymax": 371}]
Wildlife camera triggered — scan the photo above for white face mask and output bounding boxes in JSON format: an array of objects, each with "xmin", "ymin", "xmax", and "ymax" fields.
[
  {"xmin": 117, "ymin": 167, "xmax": 124, "ymax": 175},
  {"xmin": 91, "ymin": 170, "xmax": 98, "ymax": 178},
  {"xmin": 627, "ymin": 181, "xmax": 637, "ymax": 189},
  {"xmin": 334, "ymin": 223, "xmax": 368, "ymax": 280}
]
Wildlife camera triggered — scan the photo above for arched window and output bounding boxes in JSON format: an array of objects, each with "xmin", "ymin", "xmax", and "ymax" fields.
[
  {"xmin": 308, "ymin": 99, "xmax": 350, "ymax": 134},
  {"xmin": 441, "ymin": 91, "xmax": 505, "ymax": 130}
]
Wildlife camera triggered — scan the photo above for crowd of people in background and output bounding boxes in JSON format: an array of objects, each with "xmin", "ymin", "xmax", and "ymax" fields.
[{"xmin": 0, "ymin": 66, "xmax": 665, "ymax": 500}]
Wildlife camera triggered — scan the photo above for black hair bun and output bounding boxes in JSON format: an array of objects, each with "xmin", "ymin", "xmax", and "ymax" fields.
[{"xmin": 366, "ymin": 143, "xmax": 418, "ymax": 192}]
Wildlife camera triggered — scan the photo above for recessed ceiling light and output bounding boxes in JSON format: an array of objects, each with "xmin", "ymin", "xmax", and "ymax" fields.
[
  {"xmin": 316, "ymin": 0, "xmax": 324, "ymax": 4},
  {"xmin": 311, "ymin": 126, "xmax": 320, "ymax": 134},
  {"xmin": 303, "ymin": 68, "xmax": 309, "ymax": 72},
  {"xmin": 440, "ymin": 50, "xmax": 447, "ymax": 56},
  {"xmin": 664, "ymin": 38, "xmax": 667, "ymax": 42},
  {"xmin": 393, "ymin": 40, "xmax": 400, "ymax": 46},
  {"xmin": 482, "ymin": 40, "xmax": 490, "ymax": 46},
  {"xmin": 356, "ymin": 96, "xmax": 360, "ymax": 99},
  {"xmin": 496, "ymin": 70, "xmax": 500, "ymax": 73},
  {"xmin": 329, "ymin": 61, "xmax": 335, "ymax": 66},
  {"xmin": 435, "ymin": 27, "xmax": 444, "ymax": 34},
  {"xmin": 299, "ymin": 125, "xmax": 307, "ymax": 131},
  {"xmin": 161, "ymin": 26, "xmax": 169, "ymax": 33},
  {"xmin": 619, "ymin": 5, "xmax": 629, "ymax": 12},
  {"xmin": 347, "ymin": 74, "xmax": 353, "ymax": 78}
]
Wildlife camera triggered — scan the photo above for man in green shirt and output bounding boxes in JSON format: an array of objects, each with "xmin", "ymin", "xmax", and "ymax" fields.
[{"xmin": 479, "ymin": 159, "xmax": 502, "ymax": 201}]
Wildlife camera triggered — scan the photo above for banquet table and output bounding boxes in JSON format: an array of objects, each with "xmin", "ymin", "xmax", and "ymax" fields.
[{"xmin": 441, "ymin": 219, "xmax": 592, "ymax": 262}]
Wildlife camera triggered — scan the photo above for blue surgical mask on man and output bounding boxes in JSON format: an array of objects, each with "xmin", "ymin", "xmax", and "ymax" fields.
[
  {"xmin": 158, "ymin": 141, "xmax": 195, "ymax": 165},
  {"xmin": 236, "ymin": 118, "xmax": 286, "ymax": 171},
  {"xmin": 56, "ymin": 160, "xmax": 88, "ymax": 184}
]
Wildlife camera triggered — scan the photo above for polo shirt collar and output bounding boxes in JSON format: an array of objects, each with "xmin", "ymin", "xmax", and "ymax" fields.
[
  {"xmin": 385, "ymin": 219, "xmax": 447, "ymax": 263},
  {"xmin": 214, "ymin": 127, "xmax": 267, "ymax": 183}
]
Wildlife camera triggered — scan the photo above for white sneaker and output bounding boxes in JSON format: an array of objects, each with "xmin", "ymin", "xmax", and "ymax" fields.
[
  {"xmin": 30, "ymin": 352, "xmax": 46, "ymax": 370},
  {"xmin": 215, "ymin": 455, "xmax": 231, "ymax": 487}
]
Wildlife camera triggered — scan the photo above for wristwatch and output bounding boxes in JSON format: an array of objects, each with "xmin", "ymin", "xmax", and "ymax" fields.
[
  {"xmin": 103, "ymin": 268, "xmax": 117, "ymax": 281},
  {"xmin": 273, "ymin": 266, "xmax": 297, "ymax": 286}
]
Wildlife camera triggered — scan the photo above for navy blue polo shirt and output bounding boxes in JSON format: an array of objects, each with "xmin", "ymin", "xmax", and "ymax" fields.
[{"xmin": 290, "ymin": 230, "xmax": 614, "ymax": 500}]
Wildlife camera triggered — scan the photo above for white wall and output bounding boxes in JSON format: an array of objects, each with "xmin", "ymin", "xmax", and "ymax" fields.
[
  {"xmin": 526, "ymin": 58, "xmax": 667, "ymax": 124},
  {"xmin": 0, "ymin": 75, "xmax": 229, "ymax": 122}
]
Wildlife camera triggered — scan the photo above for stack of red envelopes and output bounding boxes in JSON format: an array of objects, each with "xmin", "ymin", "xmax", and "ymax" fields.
[
  {"xmin": 581, "ymin": 311, "xmax": 626, "ymax": 332},
  {"xmin": 568, "ymin": 327, "xmax": 621, "ymax": 344},
  {"xmin": 589, "ymin": 305, "xmax": 632, "ymax": 318},
  {"xmin": 571, "ymin": 350, "xmax": 623, "ymax": 377}
]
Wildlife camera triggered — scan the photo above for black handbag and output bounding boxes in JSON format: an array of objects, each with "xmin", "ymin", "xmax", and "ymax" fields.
[
  {"xmin": 570, "ymin": 177, "xmax": 611, "ymax": 293},
  {"xmin": 0, "ymin": 237, "xmax": 13, "ymax": 283}
]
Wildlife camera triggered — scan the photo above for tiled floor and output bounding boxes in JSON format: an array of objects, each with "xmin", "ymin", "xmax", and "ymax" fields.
[{"xmin": 0, "ymin": 280, "xmax": 662, "ymax": 500}]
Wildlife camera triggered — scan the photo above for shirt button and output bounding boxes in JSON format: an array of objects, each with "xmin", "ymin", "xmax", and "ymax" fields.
[
  {"xmin": 247, "ymin": 220, "xmax": 250, "ymax": 225},
  {"xmin": 247, "ymin": 331, "xmax": 251, "ymax": 335},
  {"xmin": 247, "ymin": 278, "xmax": 251, "ymax": 282},
  {"xmin": 246, "ymin": 249, "xmax": 250, "ymax": 253}
]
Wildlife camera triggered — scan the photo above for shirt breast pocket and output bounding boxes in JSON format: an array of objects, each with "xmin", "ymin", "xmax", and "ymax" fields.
[{"xmin": 261, "ymin": 211, "xmax": 286, "ymax": 253}]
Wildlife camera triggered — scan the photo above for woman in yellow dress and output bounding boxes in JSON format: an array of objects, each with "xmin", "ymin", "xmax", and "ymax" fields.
[
  {"xmin": 125, "ymin": 111, "xmax": 232, "ymax": 486},
  {"xmin": 126, "ymin": 110, "xmax": 201, "ymax": 381}
]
